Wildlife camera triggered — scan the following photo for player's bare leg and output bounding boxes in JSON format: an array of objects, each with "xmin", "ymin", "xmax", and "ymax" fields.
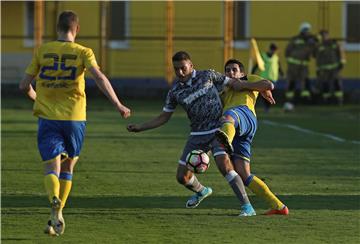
[{"xmin": 176, "ymin": 164, "xmax": 212, "ymax": 208}]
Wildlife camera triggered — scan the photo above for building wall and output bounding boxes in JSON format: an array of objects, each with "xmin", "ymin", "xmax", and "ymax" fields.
[
  {"xmin": 246, "ymin": 1, "xmax": 359, "ymax": 79},
  {"xmin": 1, "ymin": 1, "xmax": 359, "ymax": 85}
]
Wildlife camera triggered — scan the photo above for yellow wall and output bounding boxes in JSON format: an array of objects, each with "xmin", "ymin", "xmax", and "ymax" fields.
[
  {"xmin": 109, "ymin": 1, "xmax": 224, "ymax": 78},
  {"xmin": 2, "ymin": 1, "xmax": 359, "ymax": 80},
  {"xmin": 233, "ymin": 1, "xmax": 359, "ymax": 78},
  {"xmin": 109, "ymin": 2, "xmax": 166, "ymax": 78}
]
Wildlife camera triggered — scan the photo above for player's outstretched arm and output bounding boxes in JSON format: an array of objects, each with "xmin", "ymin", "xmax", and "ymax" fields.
[
  {"xmin": 127, "ymin": 111, "xmax": 172, "ymax": 133},
  {"xmin": 19, "ymin": 74, "xmax": 36, "ymax": 101},
  {"xmin": 228, "ymin": 78, "xmax": 274, "ymax": 92},
  {"xmin": 88, "ymin": 66, "xmax": 131, "ymax": 118}
]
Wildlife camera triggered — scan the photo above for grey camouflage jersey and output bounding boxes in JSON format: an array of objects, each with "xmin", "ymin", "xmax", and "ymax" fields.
[{"xmin": 163, "ymin": 70, "xmax": 228, "ymax": 134}]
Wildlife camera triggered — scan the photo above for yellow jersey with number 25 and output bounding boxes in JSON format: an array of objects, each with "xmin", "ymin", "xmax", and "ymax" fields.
[{"xmin": 25, "ymin": 40, "xmax": 99, "ymax": 121}]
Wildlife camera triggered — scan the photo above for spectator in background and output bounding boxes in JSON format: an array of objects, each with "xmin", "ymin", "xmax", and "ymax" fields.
[
  {"xmin": 252, "ymin": 43, "xmax": 284, "ymax": 113},
  {"xmin": 285, "ymin": 22, "xmax": 318, "ymax": 106},
  {"xmin": 314, "ymin": 30, "xmax": 344, "ymax": 105}
]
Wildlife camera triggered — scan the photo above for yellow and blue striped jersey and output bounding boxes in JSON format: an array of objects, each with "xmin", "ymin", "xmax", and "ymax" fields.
[
  {"xmin": 221, "ymin": 74, "xmax": 263, "ymax": 116},
  {"xmin": 25, "ymin": 41, "xmax": 99, "ymax": 121}
]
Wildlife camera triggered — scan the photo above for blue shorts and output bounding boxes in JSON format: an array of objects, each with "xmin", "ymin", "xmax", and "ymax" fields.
[
  {"xmin": 223, "ymin": 106, "xmax": 257, "ymax": 161},
  {"xmin": 37, "ymin": 118, "xmax": 86, "ymax": 162}
]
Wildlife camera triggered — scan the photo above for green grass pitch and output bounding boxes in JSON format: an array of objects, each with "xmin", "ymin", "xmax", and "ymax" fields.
[{"xmin": 2, "ymin": 97, "xmax": 360, "ymax": 243}]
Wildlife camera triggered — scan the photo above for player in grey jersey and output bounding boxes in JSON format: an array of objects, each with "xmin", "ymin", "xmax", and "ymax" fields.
[{"xmin": 127, "ymin": 51, "xmax": 255, "ymax": 216}]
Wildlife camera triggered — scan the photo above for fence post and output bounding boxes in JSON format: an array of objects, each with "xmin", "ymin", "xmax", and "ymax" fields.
[
  {"xmin": 34, "ymin": 0, "xmax": 44, "ymax": 48},
  {"xmin": 100, "ymin": 1, "xmax": 109, "ymax": 74},
  {"xmin": 166, "ymin": 0, "xmax": 174, "ymax": 85},
  {"xmin": 224, "ymin": 0, "xmax": 234, "ymax": 64}
]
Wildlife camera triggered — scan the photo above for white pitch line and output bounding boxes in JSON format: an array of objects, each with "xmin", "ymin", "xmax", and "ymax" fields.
[{"xmin": 261, "ymin": 120, "xmax": 360, "ymax": 145}]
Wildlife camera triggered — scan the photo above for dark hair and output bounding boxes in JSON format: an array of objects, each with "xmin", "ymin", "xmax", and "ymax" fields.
[
  {"xmin": 224, "ymin": 59, "xmax": 245, "ymax": 72},
  {"xmin": 172, "ymin": 51, "xmax": 191, "ymax": 62},
  {"xmin": 57, "ymin": 11, "xmax": 79, "ymax": 33},
  {"xmin": 269, "ymin": 43, "xmax": 278, "ymax": 51}
]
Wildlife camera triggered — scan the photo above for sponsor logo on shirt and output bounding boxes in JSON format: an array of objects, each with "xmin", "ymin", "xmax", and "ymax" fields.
[{"xmin": 183, "ymin": 84, "xmax": 211, "ymax": 105}]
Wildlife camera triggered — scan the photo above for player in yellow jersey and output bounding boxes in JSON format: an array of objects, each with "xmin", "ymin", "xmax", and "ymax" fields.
[
  {"xmin": 216, "ymin": 59, "xmax": 289, "ymax": 215},
  {"xmin": 19, "ymin": 11, "xmax": 131, "ymax": 236}
]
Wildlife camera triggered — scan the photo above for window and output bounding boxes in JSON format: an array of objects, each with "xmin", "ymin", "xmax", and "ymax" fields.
[
  {"xmin": 233, "ymin": 1, "xmax": 249, "ymax": 49},
  {"xmin": 24, "ymin": 1, "xmax": 34, "ymax": 47},
  {"xmin": 108, "ymin": 1, "xmax": 129, "ymax": 49},
  {"xmin": 343, "ymin": 2, "xmax": 360, "ymax": 51}
]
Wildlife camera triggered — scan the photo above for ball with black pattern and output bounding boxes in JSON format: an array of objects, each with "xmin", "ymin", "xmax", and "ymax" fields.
[{"xmin": 186, "ymin": 149, "xmax": 210, "ymax": 174}]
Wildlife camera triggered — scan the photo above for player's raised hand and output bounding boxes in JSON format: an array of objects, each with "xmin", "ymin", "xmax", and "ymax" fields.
[
  {"xmin": 261, "ymin": 90, "xmax": 276, "ymax": 105},
  {"xmin": 127, "ymin": 124, "xmax": 141, "ymax": 132}
]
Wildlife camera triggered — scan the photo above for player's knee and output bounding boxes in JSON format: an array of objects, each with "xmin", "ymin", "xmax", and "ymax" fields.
[
  {"xmin": 221, "ymin": 115, "xmax": 235, "ymax": 124},
  {"xmin": 176, "ymin": 174, "xmax": 188, "ymax": 185},
  {"xmin": 44, "ymin": 161, "xmax": 60, "ymax": 175},
  {"xmin": 61, "ymin": 158, "xmax": 77, "ymax": 173},
  {"xmin": 214, "ymin": 155, "xmax": 233, "ymax": 177}
]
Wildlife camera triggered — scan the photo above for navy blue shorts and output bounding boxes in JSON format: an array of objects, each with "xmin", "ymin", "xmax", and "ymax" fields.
[
  {"xmin": 179, "ymin": 133, "xmax": 226, "ymax": 166},
  {"xmin": 37, "ymin": 118, "xmax": 86, "ymax": 162},
  {"xmin": 223, "ymin": 106, "xmax": 257, "ymax": 161}
]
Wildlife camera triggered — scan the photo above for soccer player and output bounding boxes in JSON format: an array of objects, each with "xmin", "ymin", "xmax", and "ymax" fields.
[
  {"xmin": 215, "ymin": 59, "xmax": 289, "ymax": 215},
  {"xmin": 19, "ymin": 11, "xmax": 131, "ymax": 236},
  {"xmin": 127, "ymin": 51, "xmax": 256, "ymax": 216}
]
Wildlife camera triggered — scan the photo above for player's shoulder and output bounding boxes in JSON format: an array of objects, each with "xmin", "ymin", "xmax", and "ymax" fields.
[
  {"xmin": 196, "ymin": 69, "xmax": 212, "ymax": 76},
  {"xmin": 168, "ymin": 80, "xmax": 181, "ymax": 92},
  {"xmin": 37, "ymin": 41, "xmax": 58, "ymax": 50},
  {"xmin": 40, "ymin": 41, "xmax": 92, "ymax": 51},
  {"xmin": 69, "ymin": 42, "xmax": 94, "ymax": 55},
  {"xmin": 247, "ymin": 74, "xmax": 263, "ymax": 82},
  {"xmin": 204, "ymin": 69, "xmax": 221, "ymax": 74},
  {"xmin": 192, "ymin": 69, "xmax": 212, "ymax": 80},
  {"xmin": 202, "ymin": 69, "xmax": 224, "ymax": 79}
]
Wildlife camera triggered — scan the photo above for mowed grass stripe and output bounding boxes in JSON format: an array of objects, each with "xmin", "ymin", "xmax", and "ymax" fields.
[{"xmin": 2, "ymin": 98, "xmax": 359, "ymax": 243}]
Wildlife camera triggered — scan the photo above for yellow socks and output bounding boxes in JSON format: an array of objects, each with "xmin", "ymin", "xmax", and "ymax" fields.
[
  {"xmin": 59, "ymin": 172, "xmax": 73, "ymax": 209},
  {"xmin": 245, "ymin": 175, "xmax": 284, "ymax": 210},
  {"xmin": 221, "ymin": 122, "xmax": 236, "ymax": 144},
  {"xmin": 44, "ymin": 172, "xmax": 60, "ymax": 203}
]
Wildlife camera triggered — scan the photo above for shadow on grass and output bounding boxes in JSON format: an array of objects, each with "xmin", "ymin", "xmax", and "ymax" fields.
[{"xmin": 2, "ymin": 194, "xmax": 359, "ymax": 210}]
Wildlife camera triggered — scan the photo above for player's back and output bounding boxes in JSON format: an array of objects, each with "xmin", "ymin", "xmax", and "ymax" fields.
[
  {"xmin": 221, "ymin": 74, "xmax": 261, "ymax": 116},
  {"xmin": 26, "ymin": 41, "xmax": 98, "ymax": 121}
]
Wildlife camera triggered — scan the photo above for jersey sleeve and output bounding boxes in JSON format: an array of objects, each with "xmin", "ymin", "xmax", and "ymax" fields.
[
  {"xmin": 208, "ymin": 70, "xmax": 229, "ymax": 92},
  {"xmin": 248, "ymin": 74, "xmax": 263, "ymax": 83},
  {"xmin": 163, "ymin": 89, "xmax": 177, "ymax": 112},
  {"xmin": 82, "ymin": 48, "xmax": 99, "ymax": 69},
  {"xmin": 25, "ymin": 49, "xmax": 40, "ymax": 76}
]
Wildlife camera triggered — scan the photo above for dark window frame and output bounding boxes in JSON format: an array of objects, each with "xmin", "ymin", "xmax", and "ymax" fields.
[
  {"xmin": 108, "ymin": 1, "xmax": 129, "ymax": 49},
  {"xmin": 233, "ymin": 1, "xmax": 249, "ymax": 49},
  {"xmin": 344, "ymin": 2, "xmax": 360, "ymax": 51}
]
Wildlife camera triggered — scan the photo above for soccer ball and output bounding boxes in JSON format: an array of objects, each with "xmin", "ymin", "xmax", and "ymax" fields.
[
  {"xmin": 283, "ymin": 102, "xmax": 295, "ymax": 112},
  {"xmin": 186, "ymin": 150, "xmax": 210, "ymax": 174}
]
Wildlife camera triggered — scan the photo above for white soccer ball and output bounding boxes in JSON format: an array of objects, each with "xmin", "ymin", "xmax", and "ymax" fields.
[
  {"xmin": 283, "ymin": 102, "xmax": 295, "ymax": 112},
  {"xmin": 186, "ymin": 150, "xmax": 210, "ymax": 174}
]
